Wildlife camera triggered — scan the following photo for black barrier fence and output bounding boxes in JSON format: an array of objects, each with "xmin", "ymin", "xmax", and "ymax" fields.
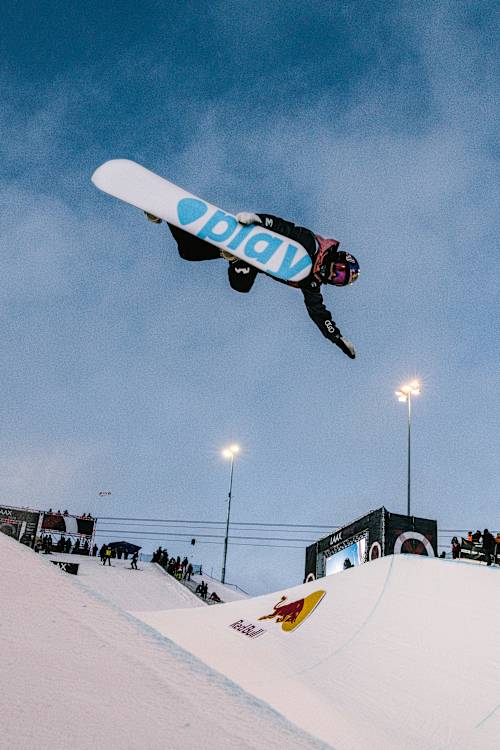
[
  {"xmin": 459, "ymin": 538, "xmax": 500, "ymax": 565},
  {"xmin": 50, "ymin": 561, "xmax": 79, "ymax": 575}
]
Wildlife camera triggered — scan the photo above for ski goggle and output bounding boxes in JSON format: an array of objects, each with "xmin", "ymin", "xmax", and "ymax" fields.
[
  {"xmin": 328, "ymin": 262, "xmax": 348, "ymax": 286},
  {"xmin": 328, "ymin": 261, "xmax": 359, "ymax": 286}
]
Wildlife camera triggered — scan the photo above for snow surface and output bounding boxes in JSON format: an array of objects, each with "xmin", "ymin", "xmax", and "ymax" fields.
[
  {"xmin": 42, "ymin": 551, "xmax": 204, "ymax": 611},
  {"xmin": 137, "ymin": 554, "xmax": 500, "ymax": 749},
  {"xmin": 0, "ymin": 533, "xmax": 332, "ymax": 750},
  {"xmin": 4, "ymin": 533, "xmax": 500, "ymax": 750}
]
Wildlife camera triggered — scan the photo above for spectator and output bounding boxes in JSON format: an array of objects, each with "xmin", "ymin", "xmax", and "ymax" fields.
[
  {"xmin": 103, "ymin": 545, "xmax": 112, "ymax": 566},
  {"xmin": 451, "ymin": 537, "xmax": 461, "ymax": 559},
  {"xmin": 185, "ymin": 562, "xmax": 193, "ymax": 581},
  {"xmin": 209, "ymin": 591, "xmax": 222, "ymax": 603},
  {"xmin": 92, "ymin": 544, "xmax": 98, "ymax": 557},
  {"xmin": 482, "ymin": 529, "xmax": 495, "ymax": 567},
  {"xmin": 130, "ymin": 551, "xmax": 138, "ymax": 570},
  {"xmin": 73, "ymin": 539, "xmax": 80, "ymax": 554},
  {"xmin": 65, "ymin": 538, "xmax": 72, "ymax": 554},
  {"xmin": 467, "ymin": 531, "xmax": 473, "ymax": 541},
  {"xmin": 471, "ymin": 530, "xmax": 482, "ymax": 543},
  {"xmin": 83, "ymin": 540, "xmax": 89, "ymax": 555},
  {"xmin": 201, "ymin": 581, "xmax": 208, "ymax": 600},
  {"xmin": 99, "ymin": 544, "xmax": 107, "ymax": 562}
]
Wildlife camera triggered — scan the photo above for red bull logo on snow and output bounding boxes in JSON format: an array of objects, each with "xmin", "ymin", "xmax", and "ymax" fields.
[{"xmin": 258, "ymin": 590, "xmax": 326, "ymax": 632}]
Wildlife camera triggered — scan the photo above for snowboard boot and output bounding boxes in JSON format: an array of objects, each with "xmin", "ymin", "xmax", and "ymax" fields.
[
  {"xmin": 220, "ymin": 249, "xmax": 237, "ymax": 262},
  {"xmin": 144, "ymin": 211, "xmax": 162, "ymax": 224}
]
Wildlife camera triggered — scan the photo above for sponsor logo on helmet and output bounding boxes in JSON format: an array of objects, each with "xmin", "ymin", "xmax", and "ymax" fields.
[
  {"xmin": 176, "ymin": 198, "xmax": 311, "ymax": 282},
  {"xmin": 257, "ymin": 590, "xmax": 326, "ymax": 632}
]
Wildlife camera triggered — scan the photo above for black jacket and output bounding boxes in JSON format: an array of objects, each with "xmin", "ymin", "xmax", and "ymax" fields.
[
  {"xmin": 255, "ymin": 214, "xmax": 343, "ymax": 344},
  {"xmin": 482, "ymin": 531, "xmax": 495, "ymax": 553}
]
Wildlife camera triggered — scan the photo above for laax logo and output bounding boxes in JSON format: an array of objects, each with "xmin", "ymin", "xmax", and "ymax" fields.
[
  {"xmin": 258, "ymin": 590, "xmax": 326, "ymax": 632},
  {"xmin": 0, "ymin": 508, "xmax": 13, "ymax": 517},
  {"xmin": 176, "ymin": 198, "xmax": 311, "ymax": 281}
]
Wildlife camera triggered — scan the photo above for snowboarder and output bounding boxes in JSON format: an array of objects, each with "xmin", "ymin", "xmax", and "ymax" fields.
[{"xmin": 146, "ymin": 211, "xmax": 359, "ymax": 358}]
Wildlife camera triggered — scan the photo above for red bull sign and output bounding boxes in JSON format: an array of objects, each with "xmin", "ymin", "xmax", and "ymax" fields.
[{"xmin": 258, "ymin": 590, "xmax": 326, "ymax": 632}]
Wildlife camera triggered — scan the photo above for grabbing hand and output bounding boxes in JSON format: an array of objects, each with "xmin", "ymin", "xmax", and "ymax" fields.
[
  {"xmin": 236, "ymin": 212, "xmax": 262, "ymax": 225},
  {"xmin": 333, "ymin": 334, "xmax": 356, "ymax": 359}
]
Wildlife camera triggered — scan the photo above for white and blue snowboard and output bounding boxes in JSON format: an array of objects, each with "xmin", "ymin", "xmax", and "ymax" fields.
[{"xmin": 92, "ymin": 160, "xmax": 312, "ymax": 282}]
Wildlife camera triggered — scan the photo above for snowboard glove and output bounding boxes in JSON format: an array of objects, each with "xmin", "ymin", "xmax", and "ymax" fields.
[
  {"xmin": 145, "ymin": 211, "xmax": 162, "ymax": 224},
  {"xmin": 333, "ymin": 333, "xmax": 356, "ymax": 359},
  {"xmin": 236, "ymin": 212, "xmax": 262, "ymax": 225}
]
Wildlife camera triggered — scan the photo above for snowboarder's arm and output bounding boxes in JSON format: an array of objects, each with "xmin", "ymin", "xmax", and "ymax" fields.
[{"xmin": 302, "ymin": 287, "xmax": 356, "ymax": 359}]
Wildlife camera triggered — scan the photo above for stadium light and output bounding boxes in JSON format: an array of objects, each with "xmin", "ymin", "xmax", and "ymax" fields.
[
  {"xmin": 221, "ymin": 444, "xmax": 239, "ymax": 584},
  {"xmin": 395, "ymin": 381, "xmax": 420, "ymax": 517}
]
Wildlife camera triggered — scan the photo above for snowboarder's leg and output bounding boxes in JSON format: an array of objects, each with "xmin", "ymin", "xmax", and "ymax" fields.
[
  {"xmin": 167, "ymin": 224, "xmax": 221, "ymax": 261},
  {"xmin": 228, "ymin": 260, "xmax": 258, "ymax": 293}
]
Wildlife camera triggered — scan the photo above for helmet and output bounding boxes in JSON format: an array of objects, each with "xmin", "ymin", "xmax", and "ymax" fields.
[
  {"xmin": 314, "ymin": 242, "xmax": 360, "ymax": 286},
  {"xmin": 326, "ymin": 251, "xmax": 360, "ymax": 286}
]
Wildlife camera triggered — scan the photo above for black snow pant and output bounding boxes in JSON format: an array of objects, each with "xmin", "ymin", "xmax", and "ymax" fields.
[{"xmin": 168, "ymin": 224, "xmax": 258, "ymax": 293}]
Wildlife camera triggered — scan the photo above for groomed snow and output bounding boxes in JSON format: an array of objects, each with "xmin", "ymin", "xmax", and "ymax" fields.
[
  {"xmin": 4, "ymin": 532, "xmax": 499, "ymax": 750},
  {"xmin": 0, "ymin": 533, "xmax": 333, "ymax": 750},
  {"xmin": 42, "ymin": 551, "xmax": 204, "ymax": 611},
  {"xmin": 137, "ymin": 554, "xmax": 500, "ymax": 749}
]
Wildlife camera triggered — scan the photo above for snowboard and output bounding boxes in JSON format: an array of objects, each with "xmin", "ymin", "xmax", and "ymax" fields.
[{"xmin": 91, "ymin": 160, "xmax": 312, "ymax": 282}]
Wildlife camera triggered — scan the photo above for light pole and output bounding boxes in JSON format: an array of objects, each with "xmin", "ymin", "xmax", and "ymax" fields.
[
  {"xmin": 395, "ymin": 381, "xmax": 420, "ymax": 517},
  {"xmin": 221, "ymin": 444, "xmax": 239, "ymax": 584}
]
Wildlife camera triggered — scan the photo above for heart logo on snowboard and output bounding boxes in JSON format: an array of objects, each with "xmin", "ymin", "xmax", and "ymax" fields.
[{"xmin": 177, "ymin": 198, "xmax": 208, "ymax": 226}]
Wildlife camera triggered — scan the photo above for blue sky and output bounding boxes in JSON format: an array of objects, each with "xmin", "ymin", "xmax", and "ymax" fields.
[{"xmin": 1, "ymin": 1, "xmax": 498, "ymax": 594}]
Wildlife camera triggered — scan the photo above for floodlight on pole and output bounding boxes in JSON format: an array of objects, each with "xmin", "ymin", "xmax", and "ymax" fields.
[
  {"xmin": 394, "ymin": 381, "xmax": 420, "ymax": 517},
  {"xmin": 221, "ymin": 444, "xmax": 239, "ymax": 584}
]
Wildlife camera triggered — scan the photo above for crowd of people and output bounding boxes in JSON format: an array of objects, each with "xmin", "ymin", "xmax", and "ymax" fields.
[
  {"xmin": 152, "ymin": 548, "xmax": 194, "ymax": 580},
  {"xmin": 35, "ymin": 535, "xmax": 141, "ymax": 571},
  {"xmin": 45, "ymin": 509, "xmax": 94, "ymax": 519},
  {"xmin": 451, "ymin": 529, "xmax": 500, "ymax": 566},
  {"xmin": 36, "ymin": 534, "xmax": 98, "ymax": 556},
  {"xmin": 151, "ymin": 546, "xmax": 222, "ymax": 603}
]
